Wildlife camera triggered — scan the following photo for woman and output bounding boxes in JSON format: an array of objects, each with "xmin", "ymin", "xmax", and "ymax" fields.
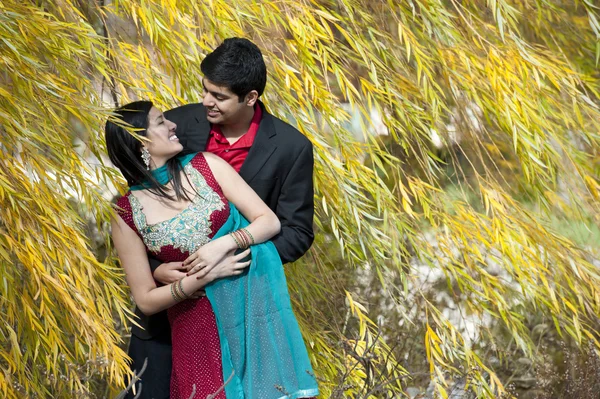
[{"xmin": 106, "ymin": 101, "xmax": 318, "ymax": 399}]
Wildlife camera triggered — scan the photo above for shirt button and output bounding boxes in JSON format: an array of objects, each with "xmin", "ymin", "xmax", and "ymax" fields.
[{"xmin": 225, "ymin": 149, "xmax": 230, "ymax": 152}]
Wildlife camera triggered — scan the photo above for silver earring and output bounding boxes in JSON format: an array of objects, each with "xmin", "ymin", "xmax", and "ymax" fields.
[{"xmin": 141, "ymin": 147, "xmax": 151, "ymax": 170}]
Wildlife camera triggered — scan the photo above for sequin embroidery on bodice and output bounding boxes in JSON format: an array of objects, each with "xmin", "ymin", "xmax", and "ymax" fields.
[{"xmin": 128, "ymin": 163, "xmax": 225, "ymax": 255}]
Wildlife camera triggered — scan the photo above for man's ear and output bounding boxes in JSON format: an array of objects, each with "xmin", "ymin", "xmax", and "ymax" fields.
[{"xmin": 245, "ymin": 90, "xmax": 259, "ymax": 106}]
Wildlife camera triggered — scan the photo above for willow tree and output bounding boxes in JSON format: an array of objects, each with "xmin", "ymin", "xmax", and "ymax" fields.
[{"xmin": 2, "ymin": 0, "xmax": 600, "ymax": 397}]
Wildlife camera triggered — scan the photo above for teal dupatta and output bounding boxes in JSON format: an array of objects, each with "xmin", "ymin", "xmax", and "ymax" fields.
[
  {"xmin": 209, "ymin": 204, "xmax": 319, "ymax": 399},
  {"xmin": 131, "ymin": 154, "xmax": 319, "ymax": 398},
  {"xmin": 130, "ymin": 153, "xmax": 196, "ymax": 191}
]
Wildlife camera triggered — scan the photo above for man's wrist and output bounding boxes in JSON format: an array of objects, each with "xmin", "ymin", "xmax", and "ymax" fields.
[{"xmin": 152, "ymin": 263, "xmax": 170, "ymax": 284}]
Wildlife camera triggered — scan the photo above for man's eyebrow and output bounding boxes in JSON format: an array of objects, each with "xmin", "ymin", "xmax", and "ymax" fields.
[
  {"xmin": 202, "ymin": 84, "xmax": 229, "ymax": 98},
  {"xmin": 210, "ymin": 90, "xmax": 229, "ymax": 98},
  {"xmin": 155, "ymin": 114, "xmax": 164, "ymax": 122}
]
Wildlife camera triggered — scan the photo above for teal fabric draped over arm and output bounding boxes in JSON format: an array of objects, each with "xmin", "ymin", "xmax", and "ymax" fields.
[{"xmin": 207, "ymin": 203, "xmax": 319, "ymax": 399}]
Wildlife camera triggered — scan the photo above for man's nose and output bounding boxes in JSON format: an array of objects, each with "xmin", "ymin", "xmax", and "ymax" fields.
[{"xmin": 202, "ymin": 93, "xmax": 214, "ymax": 107}]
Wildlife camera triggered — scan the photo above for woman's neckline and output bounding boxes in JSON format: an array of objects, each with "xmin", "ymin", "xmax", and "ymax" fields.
[{"xmin": 128, "ymin": 191, "xmax": 198, "ymax": 227}]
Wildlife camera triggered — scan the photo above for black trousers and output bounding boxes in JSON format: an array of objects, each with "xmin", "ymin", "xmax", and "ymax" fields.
[{"xmin": 125, "ymin": 330, "xmax": 172, "ymax": 399}]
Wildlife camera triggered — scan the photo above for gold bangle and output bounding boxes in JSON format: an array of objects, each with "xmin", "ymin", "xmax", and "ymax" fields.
[
  {"xmin": 173, "ymin": 280, "xmax": 184, "ymax": 301},
  {"xmin": 170, "ymin": 283, "xmax": 179, "ymax": 302},
  {"xmin": 178, "ymin": 279, "xmax": 189, "ymax": 299}
]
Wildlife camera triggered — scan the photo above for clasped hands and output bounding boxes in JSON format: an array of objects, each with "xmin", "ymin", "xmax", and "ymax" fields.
[{"xmin": 153, "ymin": 238, "xmax": 251, "ymax": 299}]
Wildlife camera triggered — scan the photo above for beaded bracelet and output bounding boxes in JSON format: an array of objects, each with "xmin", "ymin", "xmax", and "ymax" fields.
[
  {"xmin": 230, "ymin": 232, "xmax": 243, "ymax": 249},
  {"xmin": 178, "ymin": 279, "xmax": 189, "ymax": 299},
  {"xmin": 242, "ymin": 228, "xmax": 255, "ymax": 245}
]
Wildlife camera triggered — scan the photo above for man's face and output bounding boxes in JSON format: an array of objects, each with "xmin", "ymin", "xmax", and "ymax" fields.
[{"xmin": 202, "ymin": 78, "xmax": 249, "ymax": 125}]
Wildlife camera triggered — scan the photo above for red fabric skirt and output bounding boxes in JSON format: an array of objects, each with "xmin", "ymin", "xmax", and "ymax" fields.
[
  {"xmin": 168, "ymin": 297, "xmax": 317, "ymax": 399},
  {"xmin": 168, "ymin": 297, "xmax": 226, "ymax": 399}
]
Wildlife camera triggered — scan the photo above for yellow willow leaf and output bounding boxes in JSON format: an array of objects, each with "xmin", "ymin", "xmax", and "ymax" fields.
[
  {"xmin": 563, "ymin": 298, "xmax": 579, "ymax": 315},
  {"xmin": 436, "ymin": 377, "xmax": 449, "ymax": 398}
]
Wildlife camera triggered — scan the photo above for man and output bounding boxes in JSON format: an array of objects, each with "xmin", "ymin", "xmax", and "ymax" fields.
[{"xmin": 126, "ymin": 37, "xmax": 315, "ymax": 398}]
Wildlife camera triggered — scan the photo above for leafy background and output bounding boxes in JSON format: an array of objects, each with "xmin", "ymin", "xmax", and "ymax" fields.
[{"xmin": 2, "ymin": 0, "xmax": 600, "ymax": 398}]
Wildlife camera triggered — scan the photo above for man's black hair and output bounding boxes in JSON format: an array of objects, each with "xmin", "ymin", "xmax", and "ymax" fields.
[{"xmin": 201, "ymin": 37, "xmax": 267, "ymax": 101}]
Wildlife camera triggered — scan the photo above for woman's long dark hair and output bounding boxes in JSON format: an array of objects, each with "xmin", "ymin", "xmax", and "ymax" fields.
[{"xmin": 105, "ymin": 100, "xmax": 193, "ymax": 201}]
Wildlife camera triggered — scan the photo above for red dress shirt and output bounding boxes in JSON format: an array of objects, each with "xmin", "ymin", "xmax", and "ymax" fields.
[{"xmin": 205, "ymin": 105, "xmax": 263, "ymax": 172}]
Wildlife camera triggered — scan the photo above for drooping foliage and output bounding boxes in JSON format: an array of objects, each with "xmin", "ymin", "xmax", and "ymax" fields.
[{"xmin": 1, "ymin": 0, "xmax": 600, "ymax": 397}]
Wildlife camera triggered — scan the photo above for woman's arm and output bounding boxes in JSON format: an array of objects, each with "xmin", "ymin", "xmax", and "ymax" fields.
[
  {"xmin": 112, "ymin": 215, "xmax": 250, "ymax": 315},
  {"xmin": 206, "ymin": 151, "xmax": 281, "ymax": 243},
  {"xmin": 183, "ymin": 152, "xmax": 281, "ymax": 274}
]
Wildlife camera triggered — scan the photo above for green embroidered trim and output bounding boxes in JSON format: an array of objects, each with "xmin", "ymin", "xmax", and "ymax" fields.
[{"xmin": 128, "ymin": 164, "xmax": 225, "ymax": 254}]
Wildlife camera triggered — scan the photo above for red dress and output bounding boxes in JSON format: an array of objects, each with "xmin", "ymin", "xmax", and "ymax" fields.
[{"xmin": 116, "ymin": 153, "xmax": 229, "ymax": 399}]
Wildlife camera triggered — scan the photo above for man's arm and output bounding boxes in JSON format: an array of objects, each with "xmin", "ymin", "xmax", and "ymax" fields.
[
  {"xmin": 151, "ymin": 251, "xmax": 193, "ymax": 285},
  {"xmin": 148, "ymin": 255, "xmax": 163, "ymax": 274},
  {"xmin": 271, "ymin": 142, "xmax": 315, "ymax": 264}
]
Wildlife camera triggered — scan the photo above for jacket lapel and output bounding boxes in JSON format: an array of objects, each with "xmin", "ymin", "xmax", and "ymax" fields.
[
  {"xmin": 239, "ymin": 102, "xmax": 277, "ymax": 182},
  {"xmin": 193, "ymin": 107, "xmax": 210, "ymax": 151}
]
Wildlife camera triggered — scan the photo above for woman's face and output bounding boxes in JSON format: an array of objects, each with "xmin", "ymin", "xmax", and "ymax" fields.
[{"xmin": 144, "ymin": 106, "xmax": 182, "ymax": 167}]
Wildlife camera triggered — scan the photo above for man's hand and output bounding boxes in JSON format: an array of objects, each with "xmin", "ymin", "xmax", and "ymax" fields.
[{"xmin": 153, "ymin": 261, "xmax": 187, "ymax": 285}]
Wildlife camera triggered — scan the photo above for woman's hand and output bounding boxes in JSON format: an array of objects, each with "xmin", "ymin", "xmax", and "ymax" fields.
[
  {"xmin": 183, "ymin": 236, "xmax": 237, "ymax": 276},
  {"xmin": 193, "ymin": 248, "xmax": 252, "ymax": 281}
]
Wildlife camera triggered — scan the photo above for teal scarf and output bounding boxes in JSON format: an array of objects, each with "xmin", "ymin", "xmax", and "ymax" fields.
[
  {"xmin": 209, "ymin": 204, "xmax": 319, "ymax": 398},
  {"xmin": 130, "ymin": 153, "xmax": 196, "ymax": 191}
]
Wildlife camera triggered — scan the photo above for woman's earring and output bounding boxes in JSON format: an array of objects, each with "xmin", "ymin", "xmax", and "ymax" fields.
[{"xmin": 141, "ymin": 147, "xmax": 151, "ymax": 170}]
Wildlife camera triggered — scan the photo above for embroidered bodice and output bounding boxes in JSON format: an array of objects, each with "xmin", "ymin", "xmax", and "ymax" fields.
[{"xmin": 116, "ymin": 153, "xmax": 230, "ymax": 262}]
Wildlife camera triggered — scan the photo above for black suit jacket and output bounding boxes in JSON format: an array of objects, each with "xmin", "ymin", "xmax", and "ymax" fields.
[{"xmin": 131, "ymin": 101, "xmax": 315, "ymax": 339}]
